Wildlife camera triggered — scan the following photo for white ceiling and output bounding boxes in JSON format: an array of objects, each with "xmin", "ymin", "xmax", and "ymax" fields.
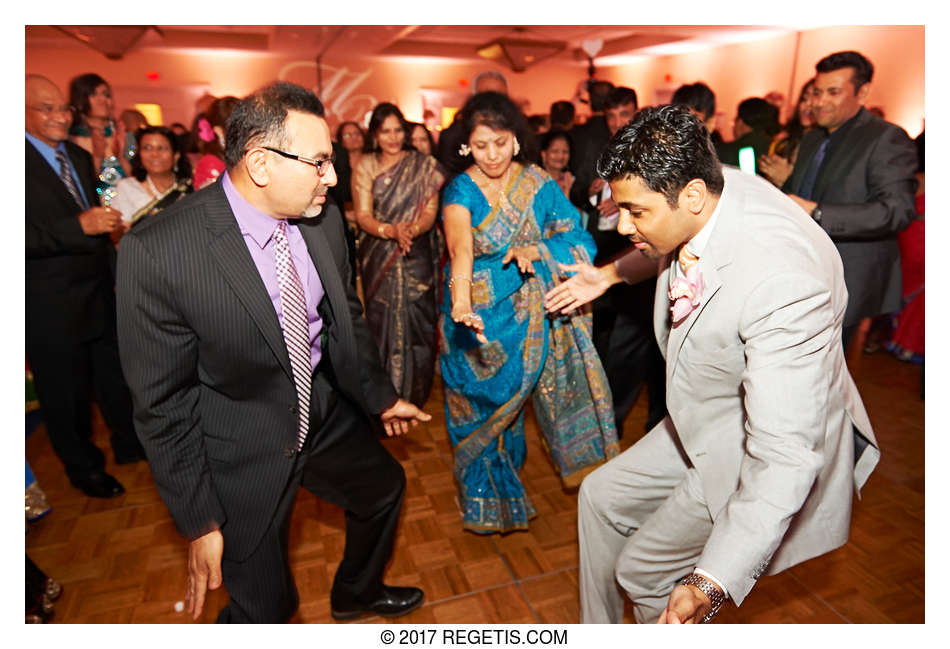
[{"xmin": 27, "ymin": 25, "xmax": 797, "ymax": 69}]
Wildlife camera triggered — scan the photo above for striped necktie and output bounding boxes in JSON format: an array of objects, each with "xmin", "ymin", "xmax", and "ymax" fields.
[
  {"xmin": 55, "ymin": 149, "xmax": 86, "ymax": 209},
  {"xmin": 273, "ymin": 220, "xmax": 312, "ymax": 450},
  {"xmin": 678, "ymin": 244, "xmax": 700, "ymax": 274}
]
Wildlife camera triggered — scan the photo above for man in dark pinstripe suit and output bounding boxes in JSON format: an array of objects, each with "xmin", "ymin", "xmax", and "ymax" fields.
[{"xmin": 116, "ymin": 82, "xmax": 429, "ymax": 623}]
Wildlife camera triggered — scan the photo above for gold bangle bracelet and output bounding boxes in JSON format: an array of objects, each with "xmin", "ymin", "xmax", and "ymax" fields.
[
  {"xmin": 377, "ymin": 224, "xmax": 388, "ymax": 238},
  {"xmin": 448, "ymin": 275, "xmax": 472, "ymax": 290}
]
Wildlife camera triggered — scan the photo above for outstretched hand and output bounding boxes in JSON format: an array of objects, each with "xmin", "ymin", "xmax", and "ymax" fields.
[
  {"xmin": 380, "ymin": 398, "xmax": 432, "ymax": 437},
  {"xmin": 543, "ymin": 262, "xmax": 611, "ymax": 314}
]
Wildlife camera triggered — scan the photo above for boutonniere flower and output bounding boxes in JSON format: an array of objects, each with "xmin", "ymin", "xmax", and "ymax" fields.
[{"xmin": 669, "ymin": 265, "xmax": 704, "ymax": 325}]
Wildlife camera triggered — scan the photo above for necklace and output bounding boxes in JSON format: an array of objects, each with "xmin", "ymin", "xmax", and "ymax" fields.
[
  {"xmin": 146, "ymin": 174, "xmax": 173, "ymax": 197},
  {"xmin": 475, "ymin": 163, "xmax": 512, "ymax": 209}
]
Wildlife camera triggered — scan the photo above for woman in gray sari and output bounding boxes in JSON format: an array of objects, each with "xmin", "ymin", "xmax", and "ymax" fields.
[{"xmin": 353, "ymin": 103, "xmax": 446, "ymax": 406}]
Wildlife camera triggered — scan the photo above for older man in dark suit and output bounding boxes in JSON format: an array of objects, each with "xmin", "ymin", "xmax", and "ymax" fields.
[
  {"xmin": 25, "ymin": 74, "xmax": 144, "ymax": 499},
  {"xmin": 777, "ymin": 50, "xmax": 917, "ymax": 348},
  {"xmin": 116, "ymin": 82, "xmax": 430, "ymax": 623}
]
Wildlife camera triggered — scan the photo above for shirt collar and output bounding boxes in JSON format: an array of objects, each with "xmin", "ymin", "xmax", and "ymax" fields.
[
  {"xmin": 25, "ymin": 132, "xmax": 66, "ymax": 157},
  {"xmin": 222, "ymin": 171, "xmax": 285, "ymax": 249},
  {"xmin": 824, "ymin": 106, "xmax": 865, "ymax": 144},
  {"xmin": 683, "ymin": 180, "xmax": 725, "ymax": 260}
]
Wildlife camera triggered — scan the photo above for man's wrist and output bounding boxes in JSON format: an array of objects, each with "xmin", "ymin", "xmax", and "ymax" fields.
[{"xmin": 682, "ymin": 572, "xmax": 726, "ymax": 623}]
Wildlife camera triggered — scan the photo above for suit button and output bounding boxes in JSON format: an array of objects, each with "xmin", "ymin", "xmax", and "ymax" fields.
[{"xmin": 283, "ymin": 446, "xmax": 296, "ymax": 458}]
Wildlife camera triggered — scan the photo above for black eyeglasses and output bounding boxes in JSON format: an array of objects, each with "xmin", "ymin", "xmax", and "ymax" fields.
[{"xmin": 263, "ymin": 147, "xmax": 336, "ymax": 176}]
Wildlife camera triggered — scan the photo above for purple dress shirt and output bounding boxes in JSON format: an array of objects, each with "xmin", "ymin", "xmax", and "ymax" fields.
[{"xmin": 222, "ymin": 172, "xmax": 324, "ymax": 371}]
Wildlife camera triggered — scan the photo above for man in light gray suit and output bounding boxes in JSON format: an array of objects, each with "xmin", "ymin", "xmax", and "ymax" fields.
[{"xmin": 544, "ymin": 105, "xmax": 879, "ymax": 624}]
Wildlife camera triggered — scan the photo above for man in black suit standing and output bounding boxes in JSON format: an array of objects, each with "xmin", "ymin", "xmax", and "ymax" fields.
[
  {"xmin": 116, "ymin": 82, "xmax": 430, "ymax": 623},
  {"xmin": 776, "ymin": 50, "xmax": 917, "ymax": 347},
  {"xmin": 568, "ymin": 79, "xmax": 614, "ymax": 212},
  {"xmin": 25, "ymin": 74, "xmax": 144, "ymax": 498}
]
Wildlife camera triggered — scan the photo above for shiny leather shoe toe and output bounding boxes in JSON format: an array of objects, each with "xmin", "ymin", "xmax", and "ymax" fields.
[
  {"xmin": 69, "ymin": 471, "xmax": 125, "ymax": 498},
  {"xmin": 331, "ymin": 585, "xmax": 424, "ymax": 620}
]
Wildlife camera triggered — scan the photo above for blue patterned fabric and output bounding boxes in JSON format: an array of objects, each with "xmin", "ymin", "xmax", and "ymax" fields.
[{"xmin": 440, "ymin": 164, "xmax": 619, "ymax": 533}]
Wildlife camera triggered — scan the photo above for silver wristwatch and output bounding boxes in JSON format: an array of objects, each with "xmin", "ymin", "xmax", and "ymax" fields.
[{"xmin": 681, "ymin": 573, "xmax": 726, "ymax": 623}]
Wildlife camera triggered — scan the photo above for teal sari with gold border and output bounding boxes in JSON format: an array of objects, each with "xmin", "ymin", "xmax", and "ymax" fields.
[{"xmin": 440, "ymin": 163, "xmax": 619, "ymax": 534}]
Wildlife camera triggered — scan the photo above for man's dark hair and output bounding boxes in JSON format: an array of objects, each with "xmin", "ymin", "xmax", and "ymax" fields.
[
  {"xmin": 224, "ymin": 82, "xmax": 325, "ymax": 169},
  {"xmin": 596, "ymin": 104, "xmax": 724, "ymax": 208},
  {"xmin": 671, "ymin": 82, "xmax": 716, "ymax": 121},
  {"xmin": 364, "ymin": 102, "xmax": 411, "ymax": 153},
  {"xmin": 68, "ymin": 73, "xmax": 110, "ymax": 118},
  {"xmin": 549, "ymin": 100, "xmax": 575, "ymax": 128},
  {"xmin": 816, "ymin": 50, "xmax": 874, "ymax": 91},
  {"xmin": 588, "ymin": 80, "xmax": 615, "ymax": 113},
  {"xmin": 130, "ymin": 126, "xmax": 193, "ymax": 183},
  {"xmin": 737, "ymin": 97, "xmax": 781, "ymax": 137},
  {"xmin": 604, "ymin": 86, "xmax": 638, "ymax": 112},
  {"xmin": 458, "ymin": 91, "xmax": 528, "ymax": 163}
]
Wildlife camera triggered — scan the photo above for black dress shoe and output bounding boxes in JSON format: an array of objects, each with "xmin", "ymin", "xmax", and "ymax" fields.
[
  {"xmin": 331, "ymin": 585, "xmax": 424, "ymax": 621},
  {"xmin": 69, "ymin": 471, "xmax": 125, "ymax": 498}
]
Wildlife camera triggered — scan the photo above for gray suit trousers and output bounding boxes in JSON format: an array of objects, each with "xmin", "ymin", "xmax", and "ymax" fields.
[{"xmin": 578, "ymin": 417, "xmax": 714, "ymax": 623}]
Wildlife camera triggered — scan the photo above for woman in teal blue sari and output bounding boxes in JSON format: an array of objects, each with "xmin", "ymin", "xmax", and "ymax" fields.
[{"xmin": 441, "ymin": 92, "xmax": 618, "ymax": 534}]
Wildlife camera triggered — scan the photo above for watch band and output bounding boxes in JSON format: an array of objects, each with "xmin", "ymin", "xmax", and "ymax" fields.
[{"xmin": 681, "ymin": 572, "xmax": 725, "ymax": 623}]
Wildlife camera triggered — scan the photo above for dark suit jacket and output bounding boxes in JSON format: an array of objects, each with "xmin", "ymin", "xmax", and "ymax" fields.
[
  {"xmin": 568, "ymin": 115, "xmax": 610, "ymax": 209},
  {"xmin": 26, "ymin": 139, "xmax": 116, "ymax": 345},
  {"xmin": 782, "ymin": 108, "xmax": 917, "ymax": 325},
  {"xmin": 115, "ymin": 180, "xmax": 398, "ymax": 562}
]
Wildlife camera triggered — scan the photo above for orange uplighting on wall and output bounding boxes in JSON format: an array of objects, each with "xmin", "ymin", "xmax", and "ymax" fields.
[
  {"xmin": 135, "ymin": 103, "xmax": 163, "ymax": 126},
  {"xmin": 441, "ymin": 107, "xmax": 459, "ymax": 130}
]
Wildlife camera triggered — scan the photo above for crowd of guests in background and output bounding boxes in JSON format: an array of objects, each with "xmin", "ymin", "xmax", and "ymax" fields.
[{"xmin": 26, "ymin": 51, "xmax": 924, "ymax": 621}]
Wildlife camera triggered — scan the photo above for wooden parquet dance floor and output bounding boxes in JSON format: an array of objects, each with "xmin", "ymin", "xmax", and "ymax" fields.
[{"xmin": 25, "ymin": 350, "xmax": 924, "ymax": 623}]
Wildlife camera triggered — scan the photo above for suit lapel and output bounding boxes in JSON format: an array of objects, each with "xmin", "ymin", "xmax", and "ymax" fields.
[
  {"xmin": 26, "ymin": 140, "xmax": 84, "ymax": 212},
  {"xmin": 664, "ymin": 176, "xmax": 740, "ymax": 379},
  {"xmin": 812, "ymin": 108, "xmax": 870, "ymax": 201},
  {"xmin": 297, "ymin": 215, "xmax": 354, "ymax": 365},
  {"xmin": 665, "ymin": 258, "xmax": 724, "ymax": 374},
  {"xmin": 202, "ymin": 183, "xmax": 295, "ymax": 382},
  {"xmin": 653, "ymin": 255, "xmax": 673, "ymax": 358}
]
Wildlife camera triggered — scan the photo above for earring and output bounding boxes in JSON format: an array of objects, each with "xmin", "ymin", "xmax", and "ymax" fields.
[
  {"xmin": 173, "ymin": 161, "xmax": 179, "ymax": 174},
  {"xmin": 458, "ymin": 143, "xmax": 471, "ymax": 157},
  {"xmin": 513, "ymin": 139, "xmax": 521, "ymax": 156}
]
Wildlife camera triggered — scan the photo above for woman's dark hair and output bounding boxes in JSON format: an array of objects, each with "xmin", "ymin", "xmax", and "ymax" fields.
[
  {"xmin": 737, "ymin": 97, "xmax": 781, "ymax": 137},
  {"xmin": 774, "ymin": 78, "xmax": 815, "ymax": 161},
  {"xmin": 224, "ymin": 82, "xmax": 325, "ymax": 169},
  {"xmin": 597, "ymin": 104, "xmax": 723, "ymax": 208},
  {"xmin": 407, "ymin": 122, "xmax": 436, "ymax": 154},
  {"xmin": 364, "ymin": 103, "xmax": 411, "ymax": 153},
  {"xmin": 201, "ymin": 95, "xmax": 240, "ymax": 159},
  {"xmin": 539, "ymin": 129, "xmax": 572, "ymax": 155},
  {"xmin": 538, "ymin": 129, "xmax": 572, "ymax": 168},
  {"xmin": 335, "ymin": 120, "xmax": 365, "ymax": 146},
  {"xmin": 68, "ymin": 73, "xmax": 110, "ymax": 119},
  {"xmin": 457, "ymin": 91, "xmax": 528, "ymax": 163},
  {"xmin": 130, "ymin": 126, "xmax": 193, "ymax": 183}
]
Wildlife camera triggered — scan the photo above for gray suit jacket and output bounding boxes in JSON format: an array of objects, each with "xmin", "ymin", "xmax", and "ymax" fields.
[
  {"xmin": 782, "ymin": 107, "xmax": 917, "ymax": 326},
  {"xmin": 653, "ymin": 167, "xmax": 879, "ymax": 604}
]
